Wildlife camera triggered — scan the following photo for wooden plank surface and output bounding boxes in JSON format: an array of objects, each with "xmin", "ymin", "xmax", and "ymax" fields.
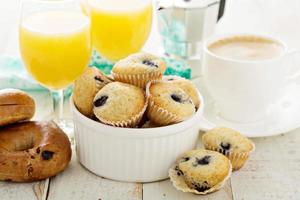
[
  {"xmin": 47, "ymin": 149, "xmax": 142, "ymax": 200},
  {"xmin": 0, "ymin": 180, "xmax": 48, "ymax": 200},
  {"xmin": 230, "ymin": 131, "xmax": 300, "ymax": 200},
  {"xmin": 1, "ymin": 0, "xmax": 300, "ymax": 200}
]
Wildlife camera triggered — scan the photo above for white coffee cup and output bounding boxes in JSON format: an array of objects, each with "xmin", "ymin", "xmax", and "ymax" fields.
[{"xmin": 202, "ymin": 34, "xmax": 300, "ymax": 123}]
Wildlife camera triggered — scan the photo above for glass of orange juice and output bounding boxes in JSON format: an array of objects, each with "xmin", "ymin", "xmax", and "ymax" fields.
[
  {"xmin": 85, "ymin": 0, "xmax": 153, "ymax": 62},
  {"xmin": 19, "ymin": 0, "xmax": 92, "ymax": 129}
]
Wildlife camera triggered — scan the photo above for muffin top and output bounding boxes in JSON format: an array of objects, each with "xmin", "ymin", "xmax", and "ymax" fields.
[
  {"xmin": 172, "ymin": 149, "xmax": 231, "ymax": 193},
  {"xmin": 112, "ymin": 52, "xmax": 166, "ymax": 75},
  {"xmin": 202, "ymin": 127, "xmax": 254, "ymax": 154},
  {"xmin": 148, "ymin": 81, "xmax": 195, "ymax": 120},
  {"xmin": 164, "ymin": 76, "xmax": 200, "ymax": 108},
  {"xmin": 93, "ymin": 82, "xmax": 146, "ymax": 123}
]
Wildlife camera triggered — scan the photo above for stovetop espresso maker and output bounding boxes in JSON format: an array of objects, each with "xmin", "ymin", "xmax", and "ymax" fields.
[{"xmin": 157, "ymin": 0, "xmax": 226, "ymax": 76}]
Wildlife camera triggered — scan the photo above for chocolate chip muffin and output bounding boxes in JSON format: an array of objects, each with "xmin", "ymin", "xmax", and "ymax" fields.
[
  {"xmin": 169, "ymin": 149, "xmax": 231, "ymax": 194},
  {"xmin": 202, "ymin": 127, "xmax": 255, "ymax": 170},
  {"xmin": 112, "ymin": 52, "xmax": 166, "ymax": 88},
  {"xmin": 163, "ymin": 76, "xmax": 200, "ymax": 109},
  {"xmin": 73, "ymin": 67, "xmax": 113, "ymax": 117},
  {"xmin": 93, "ymin": 82, "xmax": 147, "ymax": 127},
  {"xmin": 146, "ymin": 81, "xmax": 195, "ymax": 126}
]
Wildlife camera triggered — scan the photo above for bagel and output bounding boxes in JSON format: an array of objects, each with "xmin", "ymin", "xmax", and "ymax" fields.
[
  {"xmin": 0, "ymin": 121, "xmax": 71, "ymax": 182},
  {"xmin": 0, "ymin": 88, "xmax": 35, "ymax": 126}
]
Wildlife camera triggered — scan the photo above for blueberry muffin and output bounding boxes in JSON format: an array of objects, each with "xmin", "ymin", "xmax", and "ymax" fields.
[
  {"xmin": 93, "ymin": 82, "xmax": 147, "ymax": 127},
  {"xmin": 202, "ymin": 127, "xmax": 255, "ymax": 170},
  {"xmin": 146, "ymin": 81, "xmax": 195, "ymax": 126},
  {"xmin": 112, "ymin": 52, "xmax": 166, "ymax": 88},
  {"xmin": 164, "ymin": 76, "xmax": 200, "ymax": 109},
  {"xmin": 73, "ymin": 67, "xmax": 113, "ymax": 117},
  {"xmin": 169, "ymin": 149, "xmax": 232, "ymax": 194}
]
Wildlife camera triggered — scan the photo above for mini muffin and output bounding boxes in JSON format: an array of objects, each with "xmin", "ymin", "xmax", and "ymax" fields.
[
  {"xmin": 93, "ymin": 82, "xmax": 147, "ymax": 127},
  {"xmin": 0, "ymin": 89, "xmax": 35, "ymax": 126},
  {"xmin": 73, "ymin": 67, "xmax": 113, "ymax": 117},
  {"xmin": 146, "ymin": 81, "xmax": 195, "ymax": 126},
  {"xmin": 202, "ymin": 127, "xmax": 255, "ymax": 170},
  {"xmin": 112, "ymin": 52, "xmax": 166, "ymax": 88},
  {"xmin": 164, "ymin": 75, "xmax": 200, "ymax": 108},
  {"xmin": 169, "ymin": 149, "xmax": 232, "ymax": 194}
]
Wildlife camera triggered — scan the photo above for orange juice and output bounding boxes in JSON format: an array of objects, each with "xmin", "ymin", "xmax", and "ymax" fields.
[
  {"xmin": 19, "ymin": 11, "xmax": 91, "ymax": 90},
  {"xmin": 88, "ymin": 0, "xmax": 152, "ymax": 61}
]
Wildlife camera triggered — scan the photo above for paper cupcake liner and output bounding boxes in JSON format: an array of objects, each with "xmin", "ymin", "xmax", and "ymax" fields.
[
  {"xmin": 112, "ymin": 71, "xmax": 163, "ymax": 89},
  {"xmin": 145, "ymin": 81, "xmax": 184, "ymax": 125},
  {"xmin": 96, "ymin": 97, "xmax": 148, "ymax": 128},
  {"xmin": 203, "ymin": 142, "xmax": 255, "ymax": 171},
  {"xmin": 169, "ymin": 161, "xmax": 232, "ymax": 195}
]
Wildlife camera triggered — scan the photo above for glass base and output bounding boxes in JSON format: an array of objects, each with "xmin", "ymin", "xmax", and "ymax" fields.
[{"xmin": 55, "ymin": 119, "xmax": 74, "ymax": 143}]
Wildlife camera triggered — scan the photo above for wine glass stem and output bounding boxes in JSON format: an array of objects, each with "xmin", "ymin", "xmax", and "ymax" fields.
[{"xmin": 51, "ymin": 89, "xmax": 64, "ymax": 123}]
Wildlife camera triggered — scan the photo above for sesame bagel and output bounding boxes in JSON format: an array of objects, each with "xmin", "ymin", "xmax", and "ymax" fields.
[
  {"xmin": 0, "ymin": 88, "xmax": 35, "ymax": 126},
  {"xmin": 0, "ymin": 121, "xmax": 71, "ymax": 182}
]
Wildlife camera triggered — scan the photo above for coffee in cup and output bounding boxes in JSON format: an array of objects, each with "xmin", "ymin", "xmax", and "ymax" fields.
[{"xmin": 208, "ymin": 36, "xmax": 284, "ymax": 61}]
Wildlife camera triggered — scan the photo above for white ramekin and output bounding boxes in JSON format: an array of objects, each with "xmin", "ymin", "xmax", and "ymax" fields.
[{"xmin": 71, "ymin": 94, "xmax": 204, "ymax": 183}]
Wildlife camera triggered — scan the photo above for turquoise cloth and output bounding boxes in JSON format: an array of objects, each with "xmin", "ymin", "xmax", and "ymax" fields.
[
  {"xmin": 0, "ymin": 55, "xmax": 46, "ymax": 91},
  {"xmin": 0, "ymin": 55, "xmax": 72, "ymax": 97},
  {"xmin": 0, "ymin": 52, "xmax": 191, "ymax": 92}
]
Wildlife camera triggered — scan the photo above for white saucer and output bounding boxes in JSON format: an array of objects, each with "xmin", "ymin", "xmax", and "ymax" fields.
[{"xmin": 193, "ymin": 77, "xmax": 300, "ymax": 137}]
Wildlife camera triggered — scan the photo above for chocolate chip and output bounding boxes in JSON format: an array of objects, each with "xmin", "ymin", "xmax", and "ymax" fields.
[
  {"xmin": 4, "ymin": 179, "xmax": 12, "ymax": 182},
  {"xmin": 142, "ymin": 60, "xmax": 158, "ymax": 68},
  {"xmin": 42, "ymin": 151, "xmax": 54, "ymax": 160},
  {"xmin": 194, "ymin": 156, "xmax": 211, "ymax": 166},
  {"xmin": 94, "ymin": 76, "xmax": 104, "ymax": 82},
  {"xmin": 30, "ymin": 156, "xmax": 35, "ymax": 159},
  {"xmin": 94, "ymin": 96, "xmax": 108, "ymax": 107},
  {"xmin": 171, "ymin": 94, "xmax": 182, "ymax": 103}
]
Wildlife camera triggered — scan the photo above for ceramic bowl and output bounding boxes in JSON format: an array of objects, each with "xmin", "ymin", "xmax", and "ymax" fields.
[{"xmin": 71, "ymin": 93, "xmax": 204, "ymax": 183}]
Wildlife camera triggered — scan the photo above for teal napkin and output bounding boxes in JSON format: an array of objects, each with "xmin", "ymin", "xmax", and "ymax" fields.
[
  {"xmin": 0, "ymin": 55, "xmax": 72, "ymax": 97},
  {"xmin": 0, "ymin": 52, "xmax": 191, "ymax": 93},
  {"xmin": 0, "ymin": 55, "xmax": 46, "ymax": 91}
]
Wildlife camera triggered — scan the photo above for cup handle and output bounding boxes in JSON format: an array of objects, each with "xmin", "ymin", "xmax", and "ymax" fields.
[
  {"xmin": 198, "ymin": 116, "xmax": 215, "ymax": 132},
  {"xmin": 285, "ymin": 49, "xmax": 300, "ymax": 81}
]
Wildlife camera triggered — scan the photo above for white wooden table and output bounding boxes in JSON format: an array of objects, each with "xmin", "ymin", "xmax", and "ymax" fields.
[{"xmin": 1, "ymin": 0, "xmax": 300, "ymax": 199}]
